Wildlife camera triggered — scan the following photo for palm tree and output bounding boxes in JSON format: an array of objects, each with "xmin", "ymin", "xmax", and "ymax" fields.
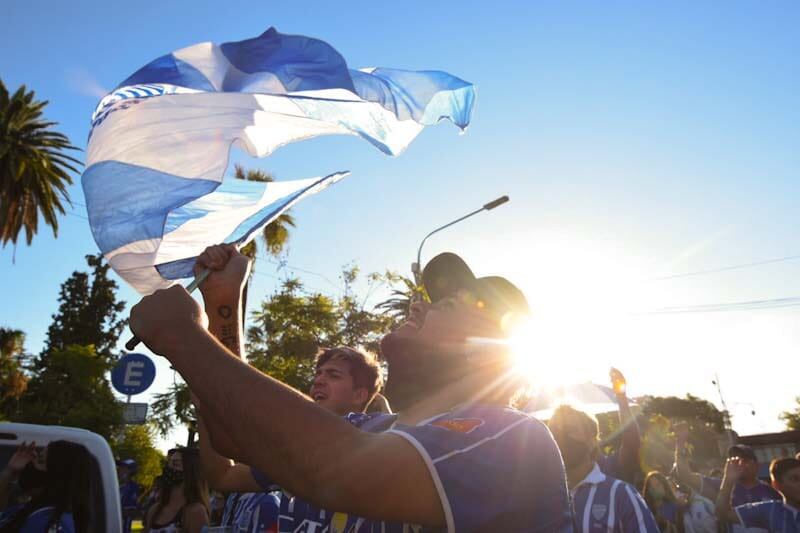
[
  {"xmin": 234, "ymin": 164, "xmax": 296, "ymax": 314},
  {"xmin": 234, "ymin": 164, "xmax": 296, "ymax": 260},
  {"xmin": 376, "ymin": 275, "xmax": 426, "ymax": 325},
  {"xmin": 151, "ymin": 165, "xmax": 296, "ymax": 442},
  {"xmin": 0, "ymin": 79, "xmax": 81, "ymax": 249}
]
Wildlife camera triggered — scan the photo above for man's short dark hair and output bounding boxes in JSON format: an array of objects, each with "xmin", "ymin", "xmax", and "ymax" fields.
[
  {"xmin": 770, "ymin": 457, "xmax": 800, "ymax": 484},
  {"xmin": 315, "ymin": 347, "xmax": 382, "ymax": 401},
  {"xmin": 549, "ymin": 405, "xmax": 599, "ymax": 442}
]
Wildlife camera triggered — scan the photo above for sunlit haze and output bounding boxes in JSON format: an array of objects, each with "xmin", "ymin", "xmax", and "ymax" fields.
[{"xmin": 2, "ymin": 1, "xmax": 798, "ymax": 451}]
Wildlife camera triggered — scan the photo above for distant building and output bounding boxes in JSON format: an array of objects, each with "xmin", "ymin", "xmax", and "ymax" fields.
[{"xmin": 737, "ymin": 430, "xmax": 800, "ymax": 478}]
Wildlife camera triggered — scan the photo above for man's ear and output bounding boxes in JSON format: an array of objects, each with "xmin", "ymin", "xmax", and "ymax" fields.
[
  {"xmin": 354, "ymin": 387, "xmax": 369, "ymax": 408},
  {"xmin": 771, "ymin": 479, "xmax": 782, "ymax": 492}
]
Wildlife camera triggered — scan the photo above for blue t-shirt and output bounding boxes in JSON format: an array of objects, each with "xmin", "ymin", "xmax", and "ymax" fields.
[
  {"xmin": 120, "ymin": 481, "xmax": 141, "ymax": 533},
  {"xmin": 736, "ymin": 501, "xmax": 800, "ymax": 533},
  {"xmin": 0, "ymin": 507, "xmax": 76, "ymax": 533},
  {"xmin": 222, "ymin": 492, "xmax": 280, "ymax": 533},
  {"xmin": 120, "ymin": 480, "xmax": 140, "ymax": 508},
  {"xmin": 252, "ymin": 405, "xmax": 573, "ymax": 532},
  {"xmin": 702, "ymin": 476, "xmax": 781, "ymax": 533},
  {"xmin": 701, "ymin": 476, "xmax": 781, "ymax": 507}
]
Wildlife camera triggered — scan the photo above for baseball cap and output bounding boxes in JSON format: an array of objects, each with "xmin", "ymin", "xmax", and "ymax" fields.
[
  {"xmin": 116, "ymin": 458, "xmax": 137, "ymax": 469},
  {"xmin": 728, "ymin": 444, "xmax": 757, "ymax": 462},
  {"xmin": 422, "ymin": 252, "xmax": 530, "ymax": 323}
]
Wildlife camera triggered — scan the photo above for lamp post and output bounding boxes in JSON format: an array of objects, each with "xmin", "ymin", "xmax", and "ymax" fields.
[{"xmin": 411, "ymin": 195, "xmax": 510, "ymax": 286}]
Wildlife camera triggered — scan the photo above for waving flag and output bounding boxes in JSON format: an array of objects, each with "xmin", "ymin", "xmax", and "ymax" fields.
[{"xmin": 82, "ymin": 27, "xmax": 475, "ymax": 294}]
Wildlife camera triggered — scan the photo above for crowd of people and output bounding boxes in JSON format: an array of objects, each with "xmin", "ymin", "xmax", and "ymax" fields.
[{"xmin": 1, "ymin": 245, "xmax": 798, "ymax": 532}]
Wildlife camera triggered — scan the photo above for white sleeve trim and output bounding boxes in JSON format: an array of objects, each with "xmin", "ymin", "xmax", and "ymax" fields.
[
  {"xmin": 624, "ymin": 483, "xmax": 648, "ymax": 531},
  {"xmin": 386, "ymin": 428, "xmax": 456, "ymax": 533},
  {"xmin": 734, "ymin": 506, "xmax": 746, "ymax": 527}
]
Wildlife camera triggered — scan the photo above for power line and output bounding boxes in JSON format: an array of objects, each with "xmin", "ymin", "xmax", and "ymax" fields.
[
  {"xmin": 649, "ymin": 254, "xmax": 800, "ymax": 281},
  {"xmin": 256, "ymin": 252, "xmax": 340, "ymax": 288},
  {"xmin": 639, "ymin": 296, "xmax": 800, "ymax": 315},
  {"xmin": 64, "ymin": 209, "xmax": 88, "ymax": 221}
]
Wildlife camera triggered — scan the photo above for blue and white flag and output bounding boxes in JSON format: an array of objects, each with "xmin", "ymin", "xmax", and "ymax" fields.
[{"xmin": 82, "ymin": 27, "xmax": 475, "ymax": 294}]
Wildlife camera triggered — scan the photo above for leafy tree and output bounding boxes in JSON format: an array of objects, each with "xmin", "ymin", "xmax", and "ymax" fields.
[
  {"xmin": 151, "ymin": 265, "xmax": 395, "ymax": 436},
  {"xmin": 235, "ymin": 164, "xmax": 296, "ymax": 259},
  {"xmin": 0, "ymin": 327, "xmax": 29, "ymax": 419},
  {"xmin": 246, "ymin": 266, "xmax": 394, "ymax": 392},
  {"xmin": 233, "ymin": 164, "xmax": 296, "ymax": 316},
  {"xmin": 40, "ymin": 254, "xmax": 126, "ymax": 363},
  {"xmin": 780, "ymin": 397, "xmax": 800, "ymax": 431},
  {"xmin": 16, "ymin": 256, "xmax": 127, "ymax": 438},
  {"xmin": 639, "ymin": 394, "xmax": 729, "ymax": 472},
  {"xmin": 0, "ymin": 79, "xmax": 81, "ymax": 249},
  {"xmin": 111, "ymin": 424, "xmax": 165, "ymax": 489},
  {"xmin": 19, "ymin": 344, "xmax": 122, "ymax": 440},
  {"xmin": 150, "ymin": 381, "xmax": 195, "ymax": 440}
]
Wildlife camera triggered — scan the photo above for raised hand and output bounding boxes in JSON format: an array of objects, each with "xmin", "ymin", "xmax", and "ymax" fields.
[
  {"xmin": 130, "ymin": 285, "xmax": 208, "ymax": 355},
  {"xmin": 194, "ymin": 244, "xmax": 252, "ymax": 303},
  {"xmin": 609, "ymin": 367, "xmax": 627, "ymax": 396},
  {"xmin": 7, "ymin": 441, "xmax": 37, "ymax": 473},
  {"xmin": 723, "ymin": 457, "xmax": 745, "ymax": 484},
  {"xmin": 673, "ymin": 421, "xmax": 690, "ymax": 447}
]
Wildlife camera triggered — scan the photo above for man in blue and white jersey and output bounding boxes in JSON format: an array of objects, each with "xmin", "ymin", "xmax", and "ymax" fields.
[
  {"xmin": 131, "ymin": 246, "xmax": 573, "ymax": 532},
  {"xmin": 675, "ymin": 425, "xmax": 780, "ymax": 533},
  {"xmin": 717, "ymin": 457, "xmax": 800, "ymax": 532},
  {"xmin": 549, "ymin": 405, "xmax": 658, "ymax": 532}
]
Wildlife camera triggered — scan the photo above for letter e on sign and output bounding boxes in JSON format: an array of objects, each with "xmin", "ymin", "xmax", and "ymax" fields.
[{"xmin": 112, "ymin": 353, "xmax": 156, "ymax": 396}]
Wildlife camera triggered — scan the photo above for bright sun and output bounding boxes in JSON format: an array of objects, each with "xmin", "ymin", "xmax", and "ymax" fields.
[{"xmin": 502, "ymin": 234, "xmax": 660, "ymax": 391}]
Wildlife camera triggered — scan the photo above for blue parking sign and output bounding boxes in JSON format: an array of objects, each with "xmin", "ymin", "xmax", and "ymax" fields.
[{"xmin": 112, "ymin": 353, "xmax": 156, "ymax": 396}]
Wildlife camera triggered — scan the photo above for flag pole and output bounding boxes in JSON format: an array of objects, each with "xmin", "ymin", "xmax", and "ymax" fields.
[{"xmin": 124, "ymin": 268, "xmax": 213, "ymax": 350}]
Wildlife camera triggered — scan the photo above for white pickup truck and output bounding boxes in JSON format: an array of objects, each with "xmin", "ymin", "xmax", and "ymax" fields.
[{"xmin": 0, "ymin": 422, "xmax": 123, "ymax": 532}]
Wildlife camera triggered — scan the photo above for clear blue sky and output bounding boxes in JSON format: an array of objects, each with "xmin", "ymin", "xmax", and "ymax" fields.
[{"xmin": 2, "ymin": 1, "xmax": 799, "ymax": 448}]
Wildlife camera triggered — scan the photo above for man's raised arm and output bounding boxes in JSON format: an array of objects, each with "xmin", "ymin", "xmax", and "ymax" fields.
[
  {"xmin": 715, "ymin": 458, "xmax": 743, "ymax": 524},
  {"xmin": 610, "ymin": 368, "xmax": 641, "ymax": 483},
  {"xmin": 131, "ymin": 257, "xmax": 445, "ymax": 527},
  {"xmin": 672, "ymin": 421, "xmax": 703, "ymax": 493},
  {"xmin": 191, "ymin": 245, "xmax": 268, "ymax": 492}
]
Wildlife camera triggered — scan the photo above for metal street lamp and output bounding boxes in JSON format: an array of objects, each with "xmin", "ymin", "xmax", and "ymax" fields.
[{"xmin": 411, "ymin": 195, "xmax": 510, "ymax": 286}]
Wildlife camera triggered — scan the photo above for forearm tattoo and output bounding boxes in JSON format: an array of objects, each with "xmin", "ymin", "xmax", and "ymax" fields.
[{"xmin": 216, "ymin": 305, "xmax": 240, "ymax": 353}]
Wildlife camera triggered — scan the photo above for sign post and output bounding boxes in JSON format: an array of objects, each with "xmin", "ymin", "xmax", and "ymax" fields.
[{"xmin": 112, "ymin": 353, "xmax": 156, "ymax": 425}]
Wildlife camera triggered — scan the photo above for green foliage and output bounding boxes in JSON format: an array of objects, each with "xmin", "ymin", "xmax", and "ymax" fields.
[
  {"xmin": 15, "ymin": 256, "xmax": 127, "ymax": 438},
  {"xmin": 246, "ymin": 266, "xmax": 395, "ymax": 393},
  {"xmin": 235, "ymin": 164, "xmax": 296, "ymax": 260},
  {"xmin": 0, "ymin": 78, "xmax": 81, "ymax": 248},
  {"xmin": 376, "ymin": 274, "xmax": 425, "ymax": 325},
  {"xmin": 641, "ymin": 394, "xmax": 728, "ymax": 432},
  {"xmin": 150, "ymin": 382, "xmax": 195, "ymax": 439},
  {"xmin": 18, "ymin": 344, "xmax": 123, "ymax": 440},
  {"xmin": 0, "ymin": 327, "xmax": 29, "ymax": 419},
  {"xmin": 41, "ymin": 254, "xmax": 126, "ymax": 363},
  {"xmin": 640, "ymin": 394, "xmax": 729, "ymax": 472},
  {"xmin": 111, "ymin": 424, "xmax": 165, "ymax": 489},
  {"xmin": 780, "ymin": 397, "xmax": 800, "ymax": 431}
]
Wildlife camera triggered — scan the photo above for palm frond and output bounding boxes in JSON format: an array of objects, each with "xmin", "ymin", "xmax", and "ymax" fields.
[{"xmin": 0, "ymin": 78, "xmax": 82, "ymax": 247}]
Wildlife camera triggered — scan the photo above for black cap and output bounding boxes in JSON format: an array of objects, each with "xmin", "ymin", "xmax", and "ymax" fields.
[
  {"xmin": 728, "ymin": 444, "xmax": 757, "ymax": 462},
  {"xmin": 422, "ymin": 252, "xmax": 530, "ymax": 320}
]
